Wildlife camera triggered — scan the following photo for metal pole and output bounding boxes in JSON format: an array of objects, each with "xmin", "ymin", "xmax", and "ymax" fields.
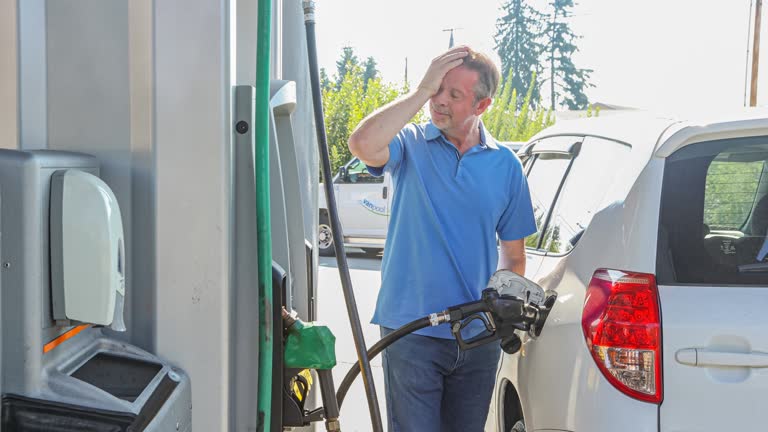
[
  {"xmin": 745, "ymin": 0, "xmax": 755, "ymax": 106},
  {"xmin": 751, "ymin": 0, "xmax": 762, "ymax": 106}
]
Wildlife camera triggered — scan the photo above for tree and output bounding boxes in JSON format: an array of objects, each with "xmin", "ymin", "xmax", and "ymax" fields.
[
  {"xmin": 362, "ymin": 57, "xmax": 378, "ymax": 90},
  {"xmin": 542, "ymin": 0, "xmax": 593, "ymax": 110},
  {"xmin": 334, "ymin": 47, "xmax": 359, "ymax": 90},
  {"xmin": 494, "ymin": 0, "xmax": 545, "ymax": 107},
  {"xmin": 320, "ymin": 68, "xmax": 332, "ymax": 91}
]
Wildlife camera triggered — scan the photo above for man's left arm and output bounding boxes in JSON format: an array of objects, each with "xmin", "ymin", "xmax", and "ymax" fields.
[{"xmin": 498, "ymin": 239, "xmax": 526, "ymax": 276}]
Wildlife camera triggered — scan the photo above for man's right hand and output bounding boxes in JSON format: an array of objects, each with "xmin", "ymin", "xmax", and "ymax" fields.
[{"xmin": 417, "ymin": 46, "xmax": 470, "ymax": 97}]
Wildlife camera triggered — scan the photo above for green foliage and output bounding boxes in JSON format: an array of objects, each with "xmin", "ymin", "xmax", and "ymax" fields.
[
  {"xmin": 322, "ymin": 48, "xmax": 426, "ymax": 175},
  {"xmin": 484, "ymin": 71, "xmax": 555, "ymax": 142},
  {"xmin": 585, "ymin": 103, "xmax": 601, "ymax": 118}
]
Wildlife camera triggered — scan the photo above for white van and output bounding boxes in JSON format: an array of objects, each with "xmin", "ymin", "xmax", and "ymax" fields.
[{"xmin": 318, "ymin": 157, "xmax": 392, "ymax": 256}]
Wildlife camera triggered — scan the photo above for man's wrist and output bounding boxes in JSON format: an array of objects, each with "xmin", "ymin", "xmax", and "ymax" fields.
[{"xmin": 413, "ymin": 86, "xmax": 434, "ymax": 101}]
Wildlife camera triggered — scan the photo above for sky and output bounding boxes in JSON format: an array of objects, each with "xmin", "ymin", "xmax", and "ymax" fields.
[{"xmin": 314, "ymin": 0, "xmax": 759, "ymax": 116}]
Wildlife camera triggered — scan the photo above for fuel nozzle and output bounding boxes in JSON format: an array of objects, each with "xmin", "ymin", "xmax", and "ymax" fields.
[{"xmin": 447, "ymin": 270, "xmax": 557, "ymax": 354}]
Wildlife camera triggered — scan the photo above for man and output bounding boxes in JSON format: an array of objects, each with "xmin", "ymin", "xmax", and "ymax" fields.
[{"xmin": 348, "ymin": 46, "xmax": 537, "ymax": 432}]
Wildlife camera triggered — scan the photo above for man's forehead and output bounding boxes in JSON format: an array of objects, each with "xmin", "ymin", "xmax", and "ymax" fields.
[{"xmin": 442, "ymin": 66, "xmax": 479, "ymax": 92}]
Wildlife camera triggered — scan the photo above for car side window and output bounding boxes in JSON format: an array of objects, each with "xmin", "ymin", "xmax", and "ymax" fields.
[
  {"xmin": 541, "ymin": 137, "xmax": 630, "ymax": 254},
  {"xmin": 524, "ymin": 152, "xmax": 572, "ymax": 250},
  {"xmin": 337, "ymin": 158, "xmax": 384, "ymax": 184}
]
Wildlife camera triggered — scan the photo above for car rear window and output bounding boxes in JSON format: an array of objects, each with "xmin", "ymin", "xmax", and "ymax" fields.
[{"xmin": 658, "ymin": 137, "xmax": 768, "ymax": 285}]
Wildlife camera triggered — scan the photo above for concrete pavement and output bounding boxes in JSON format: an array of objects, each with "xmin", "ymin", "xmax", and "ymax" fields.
[{"xmin": 317, "ymin": 251, "xmax": 388, "ymax": 431}]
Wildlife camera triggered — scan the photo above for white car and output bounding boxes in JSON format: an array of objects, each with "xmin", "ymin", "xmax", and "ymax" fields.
[
  {"xmin": 486, "ymin": 110, "xmax": 768, "ymax": 432},
  {"xmin": 318, "ymin": 156, "xmax": 392, "ymax": 256}
]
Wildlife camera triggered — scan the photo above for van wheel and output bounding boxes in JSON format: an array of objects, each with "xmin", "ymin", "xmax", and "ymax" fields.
[
  {"xmin": 510, "ymin": 421, "xmax": 525, "ymax": 432},
  {"xmin": 318, "ymin": 214, "xmax": 335, "ymax": 257}
]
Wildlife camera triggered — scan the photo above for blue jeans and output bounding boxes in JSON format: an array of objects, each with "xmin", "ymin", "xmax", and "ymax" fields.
[{"xmin": 380, "ymin": 326, "xmax": 501, "ymax": 432}]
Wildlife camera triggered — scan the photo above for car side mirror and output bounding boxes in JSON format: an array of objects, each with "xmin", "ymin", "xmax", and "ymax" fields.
[{"xmin": 338, "ymin": 166, "xmax": 348, "ymax": 182}]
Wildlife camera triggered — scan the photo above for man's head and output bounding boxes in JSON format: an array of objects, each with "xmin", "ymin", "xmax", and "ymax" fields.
[{"xmin": 429, "ymin": 48, "xmax": 500, "ymax": 135}]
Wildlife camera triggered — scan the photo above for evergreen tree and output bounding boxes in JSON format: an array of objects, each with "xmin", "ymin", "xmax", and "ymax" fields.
[
  {"xmin": 334, "ymin": 47, "xmax": 359, "ymax": 90},
  {"xmin": 494, "ymin": 0, "xmax": 546, "ymax": 107},
  {"xmin": 320, "ymin": 68, "xmax": 332, "ymax": 91},
  {"xmin": 362, "ymin": 56, "xmax": 378, "ymax": 90},
  {"xmin": 542, "ymin": 0, "xmax": 593, "ymax": 109}
]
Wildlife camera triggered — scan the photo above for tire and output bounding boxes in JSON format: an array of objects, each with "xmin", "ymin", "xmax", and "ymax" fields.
[{"xmin": 318, "ymin": 213, "xmax": 335, "ymax": 257}]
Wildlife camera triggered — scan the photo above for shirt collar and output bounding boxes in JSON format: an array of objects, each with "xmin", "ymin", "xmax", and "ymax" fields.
[
  {"xmin": 425, "ymin": 121, "xmax": 499, "ymax": 150},
  {"xmin": 478, "ymin": 121, "xmax": 499, "ymax": 150}
]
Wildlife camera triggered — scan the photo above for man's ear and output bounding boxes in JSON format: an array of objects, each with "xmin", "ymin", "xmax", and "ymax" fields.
[{"xmin": 475, "ymin": 97, "xmax": 492, "ymax": 115}]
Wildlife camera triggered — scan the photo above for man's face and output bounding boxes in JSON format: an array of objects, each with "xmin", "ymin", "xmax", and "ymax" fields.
[{"xmin": 429, "ymin": 66, "xmax": 490, "ymax": 133}]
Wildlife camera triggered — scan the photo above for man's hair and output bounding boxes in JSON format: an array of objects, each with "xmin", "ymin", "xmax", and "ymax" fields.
[{"xmin": 462, "ymin": 49, "xmax": 500, "ymax": 103}]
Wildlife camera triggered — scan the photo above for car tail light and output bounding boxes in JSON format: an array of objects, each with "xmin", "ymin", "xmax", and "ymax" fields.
[{"xmin": 581, "ymin": 269, "xmax": 662, "ymax": 404}]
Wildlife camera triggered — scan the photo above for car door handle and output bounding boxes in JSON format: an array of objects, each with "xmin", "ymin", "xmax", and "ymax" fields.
[
  {"xmin": 382, "ymin": 186, "xmax": 388, "ymax": 199},
  {"xmin": 676, "ymin": 348, "xmax": 768, "ymax": 368}
]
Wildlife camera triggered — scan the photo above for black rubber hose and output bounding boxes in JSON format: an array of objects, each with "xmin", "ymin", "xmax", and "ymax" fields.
[
  {"xmin": 336, "ymin": 317, "xmax": 432, "ymax": 409},
  {"xmin": 302, "ymin": 1, "xmax": 384, "ymax": 430}
]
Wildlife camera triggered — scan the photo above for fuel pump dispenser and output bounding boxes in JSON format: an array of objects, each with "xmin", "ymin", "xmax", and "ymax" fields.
[{"xmin": 0, "ymin": 150, "xmax": 191, "ymax": 431}]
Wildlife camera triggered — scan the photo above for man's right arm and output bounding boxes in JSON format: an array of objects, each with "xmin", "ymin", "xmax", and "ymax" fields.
[
  {"xmin": 347, "ymin": 88, "xmax": 432, "ymax": 167},
  {"xmin": 348, "ymin": 46, "xmax": 469, "ymax": 168}
]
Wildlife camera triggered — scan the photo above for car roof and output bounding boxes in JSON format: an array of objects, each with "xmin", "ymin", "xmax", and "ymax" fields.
[
  {"xmin": 527, "ymin": 111, "xmax": 679, "ymax": 151},
  {"xmin": 527, "ymin": 108, "xmax": 768, "ymax": 157},
  {"xmin": 656, "ymin": 108, "xmax": 768, "ymax": 156},
  {"xmin": 498, "ymin": 141, "xmax": 525, "ymax": 152}
]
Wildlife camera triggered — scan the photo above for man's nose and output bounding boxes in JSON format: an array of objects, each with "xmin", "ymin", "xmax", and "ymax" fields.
[{"xmin": 433, "ymin": 91, "xmax": 448, "ymax": 106}]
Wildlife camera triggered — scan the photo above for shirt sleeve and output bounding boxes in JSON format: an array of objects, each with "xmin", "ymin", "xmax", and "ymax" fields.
[
  {"xmin": 365, "ymin": 127, "xmax": 408, "ymax": 177},
  {"xmin": 497, "ymin": 160, "xmax": 538, "ymax": 241}
]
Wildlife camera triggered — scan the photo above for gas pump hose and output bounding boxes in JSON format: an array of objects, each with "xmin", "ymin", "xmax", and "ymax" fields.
[{"xmin": 303, "ymin": 1, "xmax": 384, "ymax": 430}]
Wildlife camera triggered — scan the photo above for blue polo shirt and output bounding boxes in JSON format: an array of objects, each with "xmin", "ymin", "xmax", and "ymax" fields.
[{"xmin": 367, "ymin": 121, "xmax": 537, "ymax": 339}]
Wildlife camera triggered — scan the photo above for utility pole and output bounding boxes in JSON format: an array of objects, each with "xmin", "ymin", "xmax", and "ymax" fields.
[
  {"xmin": 404, "ymin": 57, "xmax": 408, "ymax": 85},
  {"xmin": 751, "ymin": 0, "xmax": 762, "ymax": 106},
  {"xmin": 442, "ymin": 28, "xmax": 463, "ymax": 48}
]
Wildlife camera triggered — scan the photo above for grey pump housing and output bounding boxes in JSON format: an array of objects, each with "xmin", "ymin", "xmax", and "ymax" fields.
[{"xmin": 0, "ymin": 150, "xmax": 191, "ymax": 432}]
